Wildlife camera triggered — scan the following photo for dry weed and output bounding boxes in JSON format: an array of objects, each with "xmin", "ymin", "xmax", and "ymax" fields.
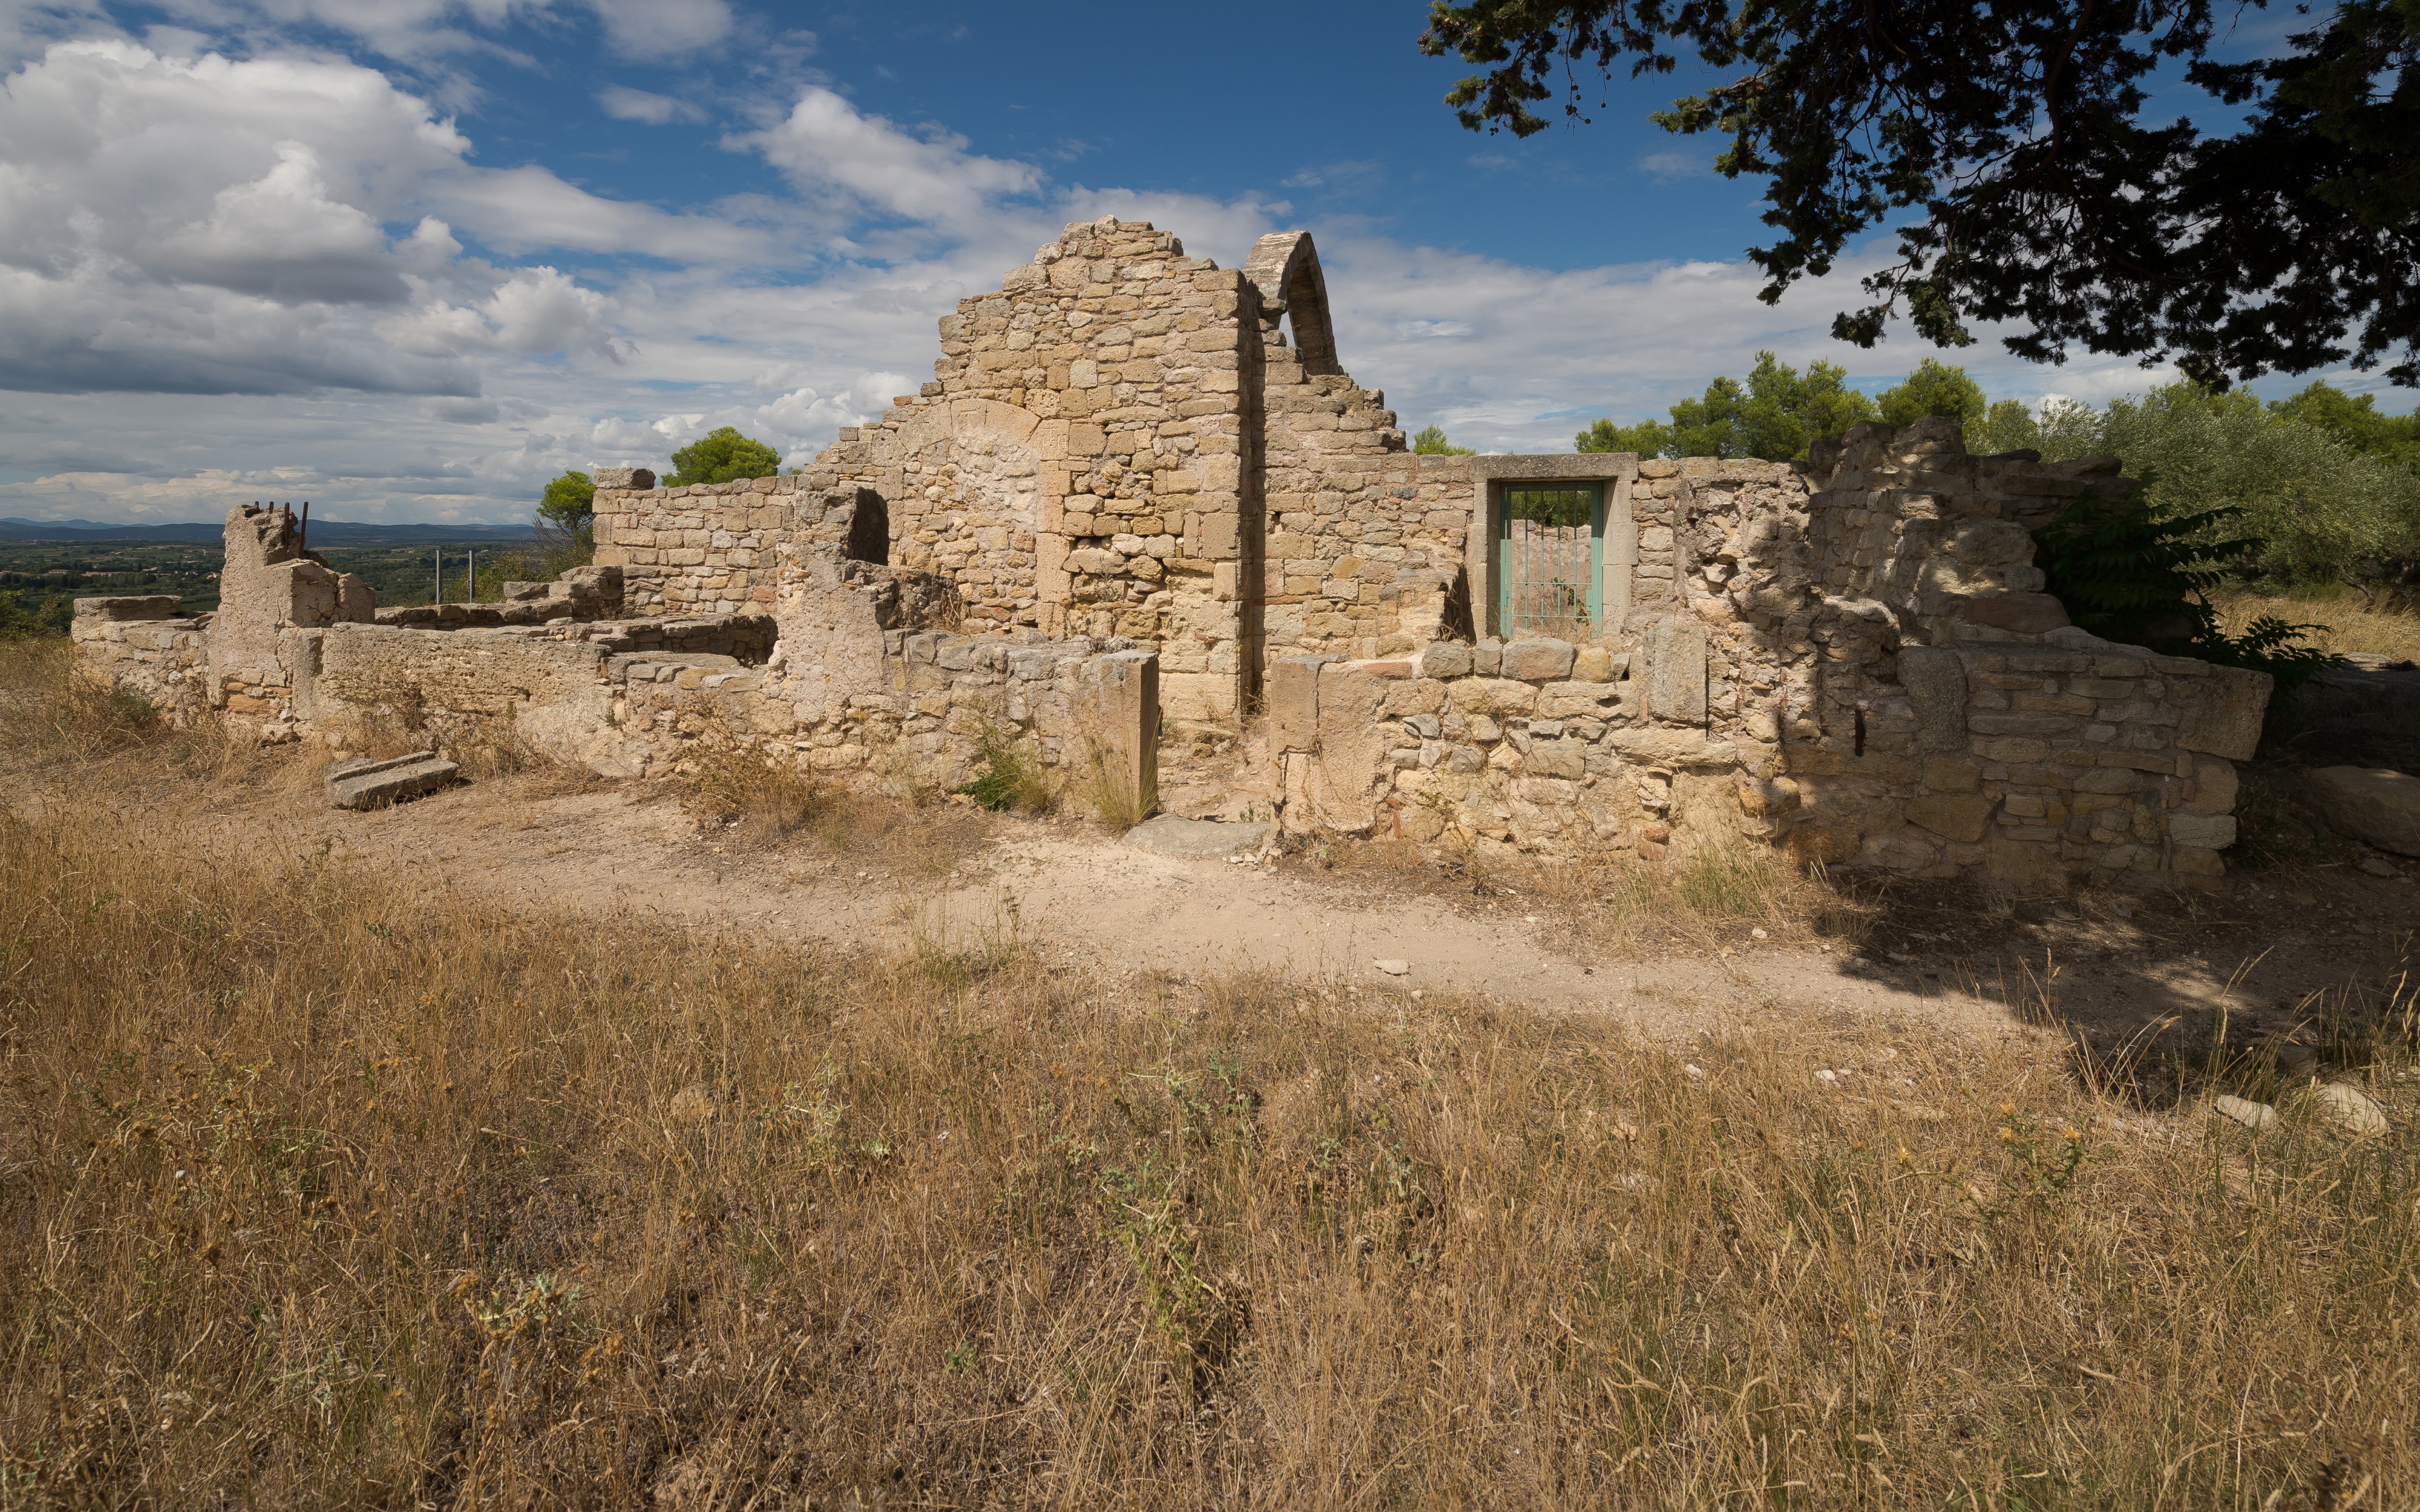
[
  {"xmin": 1, "ymin": 793, "xmax": 2413, "ymax": 1506},
  {"xmin": 0, "ymin": 637, "xmax": 162, "ymax": 763},
  {"xmin": 678, "ymin": 737, "xmax": 832, "ymax": 843},
  {"xmin": 1374, "ymin": 830, "xmax": 1873, "ymax": 957}
]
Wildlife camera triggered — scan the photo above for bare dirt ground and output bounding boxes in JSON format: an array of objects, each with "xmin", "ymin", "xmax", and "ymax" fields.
[{"xmin": 21, "ymin": 745, "xmax": 2415, "ymax": 1073}]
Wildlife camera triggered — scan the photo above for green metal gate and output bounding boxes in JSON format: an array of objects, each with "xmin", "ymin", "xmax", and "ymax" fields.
[{"xmin": 1496, "ymin": 483, "xmax": 1603, "ymax": 638}]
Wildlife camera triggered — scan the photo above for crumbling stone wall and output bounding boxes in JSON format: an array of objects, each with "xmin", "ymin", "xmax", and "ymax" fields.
[
  {"xmin": 68, "ymin": 596, "xmax": 209, "ymax": 721},
  {"xmin": 64, "ymin": 219, "xmax": 2261, "ymax": 886},
  {"xmin": 1270, "ymin": 420, "xmax": 2268, "ymax": 891},
  {"xmin": 203, "ymin": 504, "xmax": 373, "ymax": 736},
  {"xmin": 592, "ymin": 466, "xmax": 906, "ymax": 619},
  {"xmin": 783, "ymin": 217, "xmax": 1258, "ymax": 725}
]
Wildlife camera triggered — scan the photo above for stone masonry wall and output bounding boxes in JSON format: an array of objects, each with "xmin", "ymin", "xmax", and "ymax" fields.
[
  {"xmin": 794, "ymin": 217, "xmax": 1257, "ymax": 725},
  {"xmin": 68, "ymin": 596, "xmax": 210, "ymax": 721},
  {"xmin": 1269, "ymin": 420, "xmax": 2269, "ymax": 892}
]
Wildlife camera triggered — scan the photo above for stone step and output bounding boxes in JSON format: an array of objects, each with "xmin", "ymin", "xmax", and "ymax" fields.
[
  {"xmin": 1123, "ymin": 814, "xmax": 1273, "ymax": 859},
  {"xmin": 326, "ymin": 751, "xmax": 459, "ymax": 810}
]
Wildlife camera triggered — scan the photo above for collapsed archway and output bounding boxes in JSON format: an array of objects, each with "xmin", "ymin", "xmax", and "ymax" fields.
[{"xmin": 1242, "ymin": 230, "xmax": 1341, "ymax": 376}]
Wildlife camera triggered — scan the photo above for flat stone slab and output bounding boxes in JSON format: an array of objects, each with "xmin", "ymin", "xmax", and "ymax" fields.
[
  {"xmin": 2307, "ymin": 766, "xmax": 2420, "ymax": 856},
  {"xmin": 1123, "ymin": 815, "xmax": 1272, "ymax": 859},
  {"xmin": 326, "ymin": 751, "xmax": 459, "ymax": 810}
]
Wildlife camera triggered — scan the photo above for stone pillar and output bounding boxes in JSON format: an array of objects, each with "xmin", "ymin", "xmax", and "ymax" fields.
[{"xmin": 1074, "ymin": 648, "xmax": 1159, "ymax": 824}]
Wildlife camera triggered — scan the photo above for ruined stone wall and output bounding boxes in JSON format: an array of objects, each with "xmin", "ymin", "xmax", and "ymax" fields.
[
  {"xmin": 609, "ymin": 630, "xmax": 1157, "ymax": 810},
  {"xmin": 189, "ymin": 504, "xmax": 374, "ymax": 738},
  {"xmin": 1270, "ymin": 420, "xmax": 2269, "ymax": 891},
  {"xmin": 773, "ymin": 217, "xmax": 1255, "ymax": 725},
  {"xmin": 68, "ymin": 597, "xmax": 210, "ymax": 721},
  {"xmin": 592, "ymin": 470, "xmax": 803, "ymax": 617}
]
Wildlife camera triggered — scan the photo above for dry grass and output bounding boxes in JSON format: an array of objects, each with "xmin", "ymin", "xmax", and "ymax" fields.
[
  {"xmin": 1336, "ymin": 830, "xmax": 1878, "ymax": 959},
  {"xmin": 2214, "ymin": 585, "xmax": 2420, "ymax": 663},
  {"xmin": 0, "ymin": 638, "xmax": 162, "ymax": 764},
  {"xmin": 679, "ymin": 737, "xmax": 838, "ymax": 844},
  {"xmin": 2, "ymin": 784, "xmax": 2416, "ymax": 1507}
]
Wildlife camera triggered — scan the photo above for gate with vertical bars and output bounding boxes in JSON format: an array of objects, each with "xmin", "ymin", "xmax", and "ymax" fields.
[{"xmin": 1497, "ymin": 483, "xmax": 1603, "ymax": 639}]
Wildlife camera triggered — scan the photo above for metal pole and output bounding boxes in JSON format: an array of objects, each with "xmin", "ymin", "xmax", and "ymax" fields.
[
  {"xmin": 468, "ymin": 549, "xmax": 476, "ymax": 602},
  {"xmin": 434, "ymin": 548, "xmax": 440, "ymax": 605}
]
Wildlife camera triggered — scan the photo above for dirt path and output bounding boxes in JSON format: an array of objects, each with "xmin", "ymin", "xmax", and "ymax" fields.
[{"xmin": 27, "ymin": 754, "xmax": 2416, "ymax": 1060}]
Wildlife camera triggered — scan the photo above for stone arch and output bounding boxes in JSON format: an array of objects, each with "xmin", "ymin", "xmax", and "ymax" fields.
[{"xmin": 1243, "ymin": 230, "xmax": 1340, "ymax": 376}]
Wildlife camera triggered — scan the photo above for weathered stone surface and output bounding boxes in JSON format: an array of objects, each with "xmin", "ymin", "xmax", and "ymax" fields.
[
  {"xmin": 593, "ymin": 466, "xmax": 657, "ymax": 490},
  {"xmin": 1956, "ymin": 592, "xmax": 2070, "ymax": 634},
  {"xmin": 1124, "ymin": 815, "xmax": 1272, "ymax": 858},
  {"xmin": 2307, "ymin": 1082, "xmax": 2389, "ymax": 1139},
  {"xmin": 1074, "ymin": 650, "xmax": 1159, "ymax": 821},
  {"xmin": 2213, "ymin": 1095, "xmax": 2277, "ymax": 1132},
  {"xmin": 1905, "ymin": 793, "xmax": 1991, "ymax": 842},
  {"xmin": 1447, "ymin": 677, "xmax": 1539, "ymax": 718},
  {"xmin": 1898, "ymin": 647, "xmax": 1969, "ymax": 752},
  {"xmin": 1268, "ymin": 656, "xmax": 1330, "ymax": 752},
  {"xmin": 74, "ymin": 595, "xmax": 182, "ymax": 622},
  {"xmin": 2306, "ymin": 766, "xmax": 2420, "ymax": 856},
  {"xmin": 2165, "ymin": 812, "xmax": 2237, "ymax": 849},
  {"xmin": 1413, "ymin": 641, "xmax": 1471, "ymax": 679},
  {"xmin": 2173, "ymin": 665, "xmax": 2271, "ymax": 760},
  {"xmin": 1310, "ymin": 660, "xmax": 1394, "ymax": 832},
  {"xmin": 1641, "ymin": 618, "xmax": 1707, "ymax": 724},
  {"xmin": 1571, "ymin": 645, "xmax": 1615, "ymax": 683},
  {"xmin": 326, "ymin": 751, "xmax": 458, "ymax": 810},
  {"xmin": 1499, "ymin": 637, "xmax": 1575, "ymax": 683},
  {"xmin": 2184, "ymin": 757, "xmax": 2239, "ymax": 815},
  {"xmin": 1603, "ymin": 726, "xmax": 1735, "ymax": 768}
]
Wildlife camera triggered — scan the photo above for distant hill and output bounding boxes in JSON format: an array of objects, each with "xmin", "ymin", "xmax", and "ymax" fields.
[{"xmin": 0, "ymin": 517, "xmax": 537, "ymax": 545}]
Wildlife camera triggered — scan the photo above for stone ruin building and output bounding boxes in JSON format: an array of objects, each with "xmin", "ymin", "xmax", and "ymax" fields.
[{"xmin": 74, "ymin": 217, "xmax": 2269, "ymax": 891}]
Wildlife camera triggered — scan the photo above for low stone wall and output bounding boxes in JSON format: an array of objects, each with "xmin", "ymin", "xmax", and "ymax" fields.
[
  {"xmin": 605, "ymin": 630, "xmax": 1158, "ymax": 807},
  {"xmin": 1272, "ymin": 624, "xmax": 2260, "ymax": 889},
  {"xmin": 372, "ymin": 565, "xmax": 625, "ymax": 629},
  {"xmin": 68, "ymin": 597, "xmax": 210, "ymax": 721}
]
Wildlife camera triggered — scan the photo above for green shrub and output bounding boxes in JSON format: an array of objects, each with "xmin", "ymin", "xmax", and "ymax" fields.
[
  {"xmin": 958, "ymin": 721, "xmax": 1053, "ymax": 813},
  {"xmin": 2031, "ymin": 489, "xmax": 2338, "ymax": 709}
]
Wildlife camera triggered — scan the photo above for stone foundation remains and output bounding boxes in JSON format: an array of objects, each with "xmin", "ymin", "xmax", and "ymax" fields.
[{"xmin": 73, "ymin": 218, "xmax": 2263, "ymax": 888}]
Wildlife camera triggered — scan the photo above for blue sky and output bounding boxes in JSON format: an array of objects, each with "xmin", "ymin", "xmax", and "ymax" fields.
[{"xmin": 0, "ymin": 0, "xmax": 2402, "ymax": 524}]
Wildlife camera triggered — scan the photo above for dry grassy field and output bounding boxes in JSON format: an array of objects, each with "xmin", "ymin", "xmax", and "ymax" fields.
[
  {"xmin": 2215, "ymin": 586, "xmax": 2420, "ymax": 665},
  {"xmin": 2, "ymin": 643, "xmax": 2416, "ymax": 1509}
]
